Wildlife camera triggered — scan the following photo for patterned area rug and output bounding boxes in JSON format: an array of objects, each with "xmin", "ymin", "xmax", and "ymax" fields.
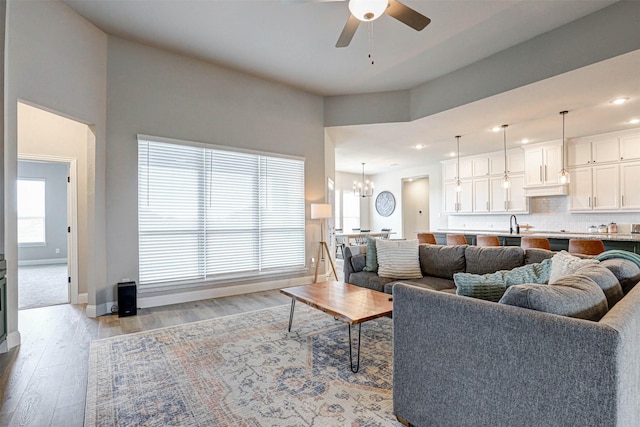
[{"xmin": 85, "ymin": 304, "xmax": 400, "ymax": 426}]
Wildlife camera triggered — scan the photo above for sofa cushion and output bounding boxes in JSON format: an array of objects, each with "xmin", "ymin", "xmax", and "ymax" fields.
[
  {"xmin": 525, "ymin": 248, "xmax": 555, "ymax": 265},
  {"xmin": 465, "ymin": 246, "xmax": 525, "ymax": 275},
  {"xmin": 499, "ymin": 274, "xmax": 608, "ymax": 321},
  {"xmin": 549, "ymin": 251, "xmax": 599, "ymax": 284},
  {"xmin": 454, "ymin": 259, "xmax": 552, "ymax": 302},
  {"xmin": 575, "ymin": 263, "xmax": 623, "ymax": 308},
  {"xmin": 376, "ymin": 239, "xmax": 422, "ymax": 279},
  {"xmin": 419, "ymin": 244, "xmax": 466, "ymax": 280},
  {"xmin": 362, "ymin": 237, "xmax": 378, "ymax": 272},
  {"xmin": 348, "ymin": 271, "xmax": 395, "ymax": 292},
  {"xmin": 350, "ymin": 253, "xmax": 367, "ymax": 273},
  {"xmin": 384, "ymin": 276, "xmax": 455, "ymax": 294},
  {"xmin": 599, "ymin": 258, "xmax": 640, "ymax": 294}
]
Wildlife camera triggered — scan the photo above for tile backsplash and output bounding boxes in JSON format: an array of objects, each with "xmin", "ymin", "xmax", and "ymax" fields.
[{"xmin": 447, "ymin": 196, "xmax": 640, "ymax": 234}]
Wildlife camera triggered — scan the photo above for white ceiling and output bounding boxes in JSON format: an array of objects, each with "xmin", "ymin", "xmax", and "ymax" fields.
[{"xmin": 62, "ymin": 0, "xmax": 639, "ymax": 174}]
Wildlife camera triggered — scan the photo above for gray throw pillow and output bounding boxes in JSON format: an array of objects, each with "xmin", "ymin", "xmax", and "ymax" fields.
[
  {"xmin": 454, "ymin": 259, "xmax": 552, "ymax": 302},
  {"xmin": 575, "ymin": 263, "xmax": 623, "ymax": 308},
  {"xmin": 419, "ymin": 244, "xmax": 466, "ymax": 280},
  {"xmin": 499, "ymin": 274, "xmax": 608, "ymax": 321},
  {"xmin": 363, "ymin": 237, "xmax": 378, "ymax": 272},
  {"xmin": 600, "ymin": 258, "xmax": 640, "ymax": 294}
]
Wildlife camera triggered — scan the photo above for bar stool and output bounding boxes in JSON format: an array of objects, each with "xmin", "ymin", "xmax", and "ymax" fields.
[
  {"xmin": 520, "ymin": 236, "xmax": 551, "ymax": 250},
  {"xmin": 476, "ymin": 235, "xmax": 500, "ymax": 247},
  {"xmin": 417, "ymin": 232, "xmax": 437, "ymax": 244},
  {"xmin": 568, "ymin": 239, "xmax": 605, "ymax": 256},
  {"xmin": 446, "ymin": 234, "xmax": 468, "ymax": 245}
]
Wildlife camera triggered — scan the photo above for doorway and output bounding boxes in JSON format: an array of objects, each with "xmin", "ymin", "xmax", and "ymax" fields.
[
  {"xmin": 402, "ymin": 177, "xmax": 430, "ymax": 239},
  {"xmin": 17, "ymin": 158, "xmax": 78, "ymax": 309}
]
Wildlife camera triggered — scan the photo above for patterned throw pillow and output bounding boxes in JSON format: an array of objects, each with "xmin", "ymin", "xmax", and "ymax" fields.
[
  {"xmin": 549, "ymin": 251, "xmax": 599, "ymax": 284},
  {"xmin": 454, "ymin": 259, "xmax": 552, "ymax": 302},
  {"xmin": 363, "ymin": 237, "xmax": 378, "ymax": 272},
  {"xmin": 376, "ymin": 239, "xmax": 422, "ymax": 279}
]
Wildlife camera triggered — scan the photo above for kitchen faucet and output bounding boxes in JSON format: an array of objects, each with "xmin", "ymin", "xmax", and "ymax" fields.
[{"xmin": 510, "ymin": 215, "xmax": 520, "ymax": 235}]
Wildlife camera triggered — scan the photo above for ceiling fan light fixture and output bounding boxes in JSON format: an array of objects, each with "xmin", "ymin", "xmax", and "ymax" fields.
[{"xmin": 349, "ymin": 0, "xmax": 388, "ymax": 22}]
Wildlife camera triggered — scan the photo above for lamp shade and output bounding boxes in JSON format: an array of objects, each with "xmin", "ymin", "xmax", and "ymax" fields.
[
  {"xmin": 349, "ymin": 0, "xmax": 388, "ymax": 21},
  {"xmin": 311, "ymin": 203, "xmax": 332, "ymax": 220}
]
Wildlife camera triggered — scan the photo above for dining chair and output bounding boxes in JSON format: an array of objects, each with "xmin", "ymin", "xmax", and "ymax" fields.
[
  {"xmin": 417, "ymin": 233, "xmax": 437, "ymax": 244},
  {"xmin": 476, "ymin": 235, "xmax": 500, "ymax": 247},
  {"xmin": 520, "ymin": 236, "xmax": 551, "ymax": 250},
  {"xmin": 334, "ymin": 229, "xmax": 347, "ymax": 259},
  {"xmin": 446, "ymin": 234, "xmax": 468, "ymax": 245},
  {"xmin": 568, "ymin": 239, "xmax": 605, "ymax": 256},
  {"xmin": 380, "ymin": 228, "xmax": 391, "ymax": 239}
]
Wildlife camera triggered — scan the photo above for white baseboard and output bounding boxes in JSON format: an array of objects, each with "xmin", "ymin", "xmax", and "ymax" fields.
[
  {"xmin": 138, "ymin": 275, "xmax": 314, "ymax": 309},
  {"xmin": 18, "ymin": 258, "xmax": 67, "ymax": 266},
  {"xmin": 1, "ymin": 331, "xmax": 22, "ymax": 353},
  {"xmin": 78, "ymin": 293, "xmax": 88, "ymax": 304}
]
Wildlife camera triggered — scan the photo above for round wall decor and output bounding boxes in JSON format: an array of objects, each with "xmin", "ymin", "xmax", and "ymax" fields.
[{"xmin": 375, "ymin": 191, "xmax": 396, "ymax": 217}]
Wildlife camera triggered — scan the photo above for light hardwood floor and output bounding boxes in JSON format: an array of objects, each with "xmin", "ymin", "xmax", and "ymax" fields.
[{"xmin": 0, "ymin": 290, "xmax": 291, "ymax": 426}]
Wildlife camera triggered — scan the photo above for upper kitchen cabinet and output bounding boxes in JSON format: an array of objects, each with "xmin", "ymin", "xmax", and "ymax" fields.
[
  {"xmin": 489, "ymin": 149, "xmax": 524, "ymax": 175},
  {"xmin": 620, "ymin": 134, "xmax": 640, "ymax": 161},
  {"xmin": 523, "ymin": 140, "xmax": 567, "ymax": 196},
  {"xmin": 568, "ymin": 137, "xmax": 619, "ymax": 166}
]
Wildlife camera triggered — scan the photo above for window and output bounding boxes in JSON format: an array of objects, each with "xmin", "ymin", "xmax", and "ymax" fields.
[
  {"xmin": 18, "ymin": 179, "xmax": 46, "ymax": 245},
  {"xmin": 138, "ymin": 137, "xmax": 305, "ymax": 288},
  {"xmin": 342, "ymin": 190, "xmax": 360, "ymax": 232}
]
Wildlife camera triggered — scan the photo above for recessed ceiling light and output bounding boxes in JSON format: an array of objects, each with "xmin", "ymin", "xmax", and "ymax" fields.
[
  {"xmin": 415, "ymin": 144, "xmax": 425, "ymax": 150},
  {"xmin": 491, "ymin": 126, "xmax": 501, "ymax": 133},
  {"xmin": 449, "ymin": 151, "xmax": 456, "ymax": 157},
  {"xmin": 521, "ymin": 138, "xmax": 529, "ymax": 144},
  {"xmin": 611, "ymin": 97, "xmax": 630, "ymax": 105},
  {"xmin": 627, "ymin": 118, "xmax": 640, "ymax": 125}
]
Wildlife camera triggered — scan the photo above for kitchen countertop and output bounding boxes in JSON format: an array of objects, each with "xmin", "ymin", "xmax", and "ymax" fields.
[{"xmin": 435, "ymin": 229, "xmax": 640, "ymax": 242}]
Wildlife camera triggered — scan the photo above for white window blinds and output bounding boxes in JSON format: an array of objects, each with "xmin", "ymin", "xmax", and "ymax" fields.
[{"xmin": 138, "ymin": 138, "xmax": 305, "ymax": 287}]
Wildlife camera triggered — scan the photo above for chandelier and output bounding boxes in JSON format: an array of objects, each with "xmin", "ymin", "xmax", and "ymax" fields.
[{"xmin": 353, "ymin": 162, "xmax": 374, "ymax": 197}]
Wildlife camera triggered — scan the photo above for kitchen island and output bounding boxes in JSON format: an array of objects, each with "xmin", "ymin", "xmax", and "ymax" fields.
[{"xmin": 432, "ymin": 229, "xmax": 640, "ymax": 253}]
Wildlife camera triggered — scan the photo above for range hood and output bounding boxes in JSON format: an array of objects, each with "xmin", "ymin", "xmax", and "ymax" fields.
[{"xmin": 524, "ymin": 184, "xmax": 568, "ymax": 197}]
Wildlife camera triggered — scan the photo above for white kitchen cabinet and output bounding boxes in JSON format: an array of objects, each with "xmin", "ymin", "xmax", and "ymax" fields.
[
  {"xmin": 524, "ymin": 141, "xmax": 566, "ymax": 196},
  {"xmin": 507, "ymin": 175, "xmax": 528, "ymax": 212},
  {"xmin": 459, "ymin": 158, "xmax": 473, "ymax": 179},
  {"xmin": 620, "ymin": 134, "xmax": 640, "ymax": 161},
  {"xmin": 490, "ymin": 177, "xmax": 507, "ymax": 212},
  {"xmin": 620, "ymin": 162, "xmax": 640, "ymax": 209},
  {"xmin": 569, "ymin": 167, "xmax": 592, "ymax": 210},
  {"xmin": 458, "ymin": 181, "xmax": 473, "ymax": 213},
  {"xmin": 443, "ymin": 161, "xmax": 457, "ymax": 182},
  {"xmin": 569, "ymin": 164, "xmax": 619, "ymax": 211},
  {"xmin": 568, "ymin": 138, "xmax": 619, "ymax": 166},
  {"xmin": 443, "ymin": 181, "xmax": 472, "ymax": 213},
  {"xmin": 490, "ymin": 149, "xmax": 524, "ymax": 175},
  {"xmin": 592, "ymin": 164, "xmax": 619, "ymax": 210},
  {"xmin": 473, "ymin": 158, "xmax": 489, "ymax": 177},
  {"xmin": 473, "ymin": 178, "xmax": 490, "ymax": 212}
]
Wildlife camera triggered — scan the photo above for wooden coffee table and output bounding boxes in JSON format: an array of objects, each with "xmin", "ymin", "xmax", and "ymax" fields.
[{"xmin": 280, "ymin": 281, "xmax": 393, "ymax": 373}]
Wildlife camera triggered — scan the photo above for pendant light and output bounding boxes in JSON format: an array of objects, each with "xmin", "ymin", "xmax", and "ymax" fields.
[
  {"xmin": 559, "ymin": 110, "xmax": 570, "ymax": 184},
  {"xmin": 353, "ymin": 162, "xmax": 374, "ymax": 197},
  {"xmin": 501, "ymin": 124, "xmax": 510, "ymax": 189},
  {"xmin": 455, "ymin": 135, "xmax": 462, "ymax": 192}
]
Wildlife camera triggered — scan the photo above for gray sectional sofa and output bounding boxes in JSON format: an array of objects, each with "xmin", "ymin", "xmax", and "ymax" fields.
[{"xmin": 343, "ymin": 243, "xmax": 640, "ymax": 426}]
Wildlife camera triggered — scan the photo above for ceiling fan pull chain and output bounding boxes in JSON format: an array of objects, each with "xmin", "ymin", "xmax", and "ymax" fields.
[{"xmin": 368, "ymin": 22, "xmax": 375, "ymax": 65}]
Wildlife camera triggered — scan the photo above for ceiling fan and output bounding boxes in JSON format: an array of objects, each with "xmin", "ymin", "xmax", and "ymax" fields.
[{"xmin": 336, "ymin": 0, "xmax": 431, "ymax": 47}]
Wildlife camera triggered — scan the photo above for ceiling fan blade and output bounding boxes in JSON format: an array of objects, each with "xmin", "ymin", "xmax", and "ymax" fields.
[
  {"xmin": 385, "ymin": 0, "xmax": 431, "ymax": 31},
  {"xmin": 336, "ymin": 15, "xmax": 360, "ymax": 48}
]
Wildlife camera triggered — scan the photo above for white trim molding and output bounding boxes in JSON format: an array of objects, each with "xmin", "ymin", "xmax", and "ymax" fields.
[
  {"xmin": 18, "ymin": 258, "xmax": 67, "ymax": 266},
  {"xmin": 78, "ymin": 293, "xmax": 88, "ymax": 304},
  {"xmin": 1, "ymin": 331, "xmax": 22, "ymax": 353}
]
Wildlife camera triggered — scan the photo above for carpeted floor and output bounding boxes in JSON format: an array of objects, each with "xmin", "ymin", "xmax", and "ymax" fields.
[
  {"xmin": 85, "ymin": 304, "xmax": 400, "ymax": 427},
  {"xmin": 18, "ymin": 263, "xmax": 69, "ymax": 310}
]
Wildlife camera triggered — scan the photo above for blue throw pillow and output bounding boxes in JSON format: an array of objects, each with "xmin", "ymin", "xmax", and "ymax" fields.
[
  {"xmin": 363, "ymin": 237, "xmax": 378, "ymax": 272},
  {"xmin": 454, "ymin": 258, "xmax": 552, "ymax": 302}
]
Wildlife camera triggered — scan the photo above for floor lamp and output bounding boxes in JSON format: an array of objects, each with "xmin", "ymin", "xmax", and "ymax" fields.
[{"xmin": 311, "ymin": 203, "xmax": 338, "ymax": 283}]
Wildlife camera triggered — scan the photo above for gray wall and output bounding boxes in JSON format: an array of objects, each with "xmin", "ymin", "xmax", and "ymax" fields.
[
  {"xmin": 105, "ymin": 37, "xmax": 326, "ymax": 299},
  {"xmin": 17, "ymin": 161, "xmax": 67, "ymax": 263},
  {"xmin": 5, "ymin": 0, "xmax": 107, "ymax": 342}
]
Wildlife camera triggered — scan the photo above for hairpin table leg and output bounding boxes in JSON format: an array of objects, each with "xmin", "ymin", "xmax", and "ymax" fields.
[
  {"xmin": 348, "ymin": 323, "xmax": 362, "ymax": 373},
  {"xmin": 288, "ymin": 300, "xmax": 295, "ymax": 332}
]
